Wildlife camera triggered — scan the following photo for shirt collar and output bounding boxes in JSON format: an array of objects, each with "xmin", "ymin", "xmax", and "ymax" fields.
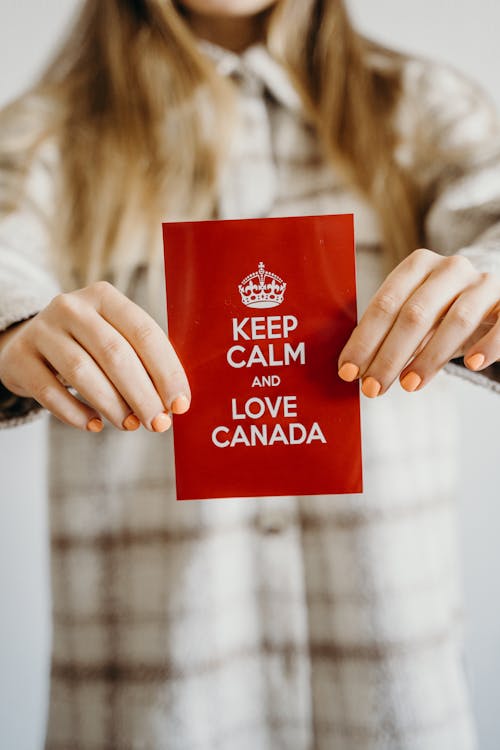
[{"xmin": 198, "ymin": 38, "xmax": 303, "ymax": 114}]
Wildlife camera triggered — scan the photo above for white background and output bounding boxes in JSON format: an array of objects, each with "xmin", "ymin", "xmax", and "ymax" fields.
[{"xmin": 1, "ymin": 1, "xmax": 500, "ymax": 748}]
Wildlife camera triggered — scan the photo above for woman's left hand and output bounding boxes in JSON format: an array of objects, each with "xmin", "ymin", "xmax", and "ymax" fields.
[{"xmin": 337, "ymin": 248, "xmax": 500, "ymax": 397}]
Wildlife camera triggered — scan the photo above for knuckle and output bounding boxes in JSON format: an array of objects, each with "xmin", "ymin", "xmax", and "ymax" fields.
[
  {"xmin": 405, "ymin": 248, "xmax": 433, "ymax": 273},
  {"xmin": 445, "ymin": 254, "xmax": 472, "ymax": 273},
  {"xmin": 92, "ymin": 280, "xmax": 114, "ymax": 294},
  {"xmin": 351, "ymin": 338, "xmax": 372, "ymax": 360},
  {"xmin": 33, "ymin": 381, "xmax": 57, "ymax": 405},
  {"xmin": 400, "ymin": 300, "xmax": 429, "ymax": 328},
  {"xmin": 100, "ymin": 336, "xmax": 125, "ymax": 364},
  {"xmin": 372, "ymin": 292, "xmax": 399, "ymax": 318},
  {"xmin": 51, "ymin": 292, "xmax": 80, "ymax": 315},
  {"xmin": 48, "ymin": 293, "xmax": 65, "ymax": 309},
  {"xmin": 133, "ymin": 321, "xmax": 155, "ymax": 346},
  {"xmin": 450, "ymin": 304, "xmax": 474, "ymax": 329},
  {"xmin": 64, "ymin": 354, "xmax": 88, "ymax": 381},
  {"xmin": 411, "ymin": 247, "xmax": 434, "ymax": 263},
  {"xmin": 374, "ymin": 351, "xmax": 398, "ymax": 373}
]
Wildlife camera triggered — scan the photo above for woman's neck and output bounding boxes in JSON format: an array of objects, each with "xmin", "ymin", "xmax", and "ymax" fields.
[{"xmin": 183, "ymin": 11, "xmax": 267, "ymax": 53}]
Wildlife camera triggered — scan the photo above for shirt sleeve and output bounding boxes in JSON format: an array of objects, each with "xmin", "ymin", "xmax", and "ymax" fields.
[
  {"xmin": 402, "ymin": 58, "xmax": 500, "ymax": 393},
  {"xmin": 0, "ymin": 142, "xmax": 62, "ymax": 428}
]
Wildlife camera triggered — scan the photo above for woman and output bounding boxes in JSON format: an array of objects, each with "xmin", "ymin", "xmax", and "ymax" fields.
[{"xmin": 1, "ymin": 1, "xmax": 500, "ymax": 748}]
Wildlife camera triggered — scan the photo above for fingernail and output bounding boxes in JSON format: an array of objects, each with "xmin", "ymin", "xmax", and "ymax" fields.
[
  {"xmin": 122, "ymin": 414, "xmax": 141, "ymax": 431},
  {"xmin": 338, "ymin": 362, "xmax": 360, "ymax": 382},
  {"xmin": 87, "ymin": 418, "xmax": 103, "ymax": 433},
  {"xmin": 171, "ymin": 394, "xmax": 190, "ymax": 414},
  {"xmin": 361, "ymin": 376, "xmax": 381, "ymax": 398},
  {"xmin": 465, "ymin": 353, "xmax": 485, "ymax": 371},
  {"xmin": 151, "ymin": 412, "xmax": 172, "ymax": 432},
  {"xmin": 400, "ymin": 371, "xmax": 422, "ymax": 392}
]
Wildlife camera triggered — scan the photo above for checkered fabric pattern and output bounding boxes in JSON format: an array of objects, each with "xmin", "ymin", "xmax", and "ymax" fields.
[{"xmin": 2, "ymin": 40, "xmax": 500, "ymax": 750}]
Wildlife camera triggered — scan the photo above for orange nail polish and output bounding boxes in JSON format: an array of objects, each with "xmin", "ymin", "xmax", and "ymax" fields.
[
  {"xmin": 400, "ymin": 371, "xmax": 422, "ymax": 392},
  {"xmin": 361, "ymin": 376, "xmax": 381, "ymax": 398},
  {"xmin": 171, "ymin": 394, "xmax": 190, "ymax": 414},
  {"xmin": 465, "ymin": 353, "xmax": 485, "ymax": 371},
  {"xmin": 151, "ymin": 412, "xmax": 172, "ymax": 433},
  {"xmin": 338, "ymin": 362, "xmax": 360, "ymax": 382},
  {"xmin": 87, "ymin": 418, "xmax": 103, "ymax": 432},
  {"xmin": 123, "ymin": 414, "xmax": 140, "ymax": 431}
]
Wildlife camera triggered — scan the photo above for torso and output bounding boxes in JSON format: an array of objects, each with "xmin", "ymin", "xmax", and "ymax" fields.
[{"xmin": 44, "ymin": 43, "xmax": 474, "ymax": 750}]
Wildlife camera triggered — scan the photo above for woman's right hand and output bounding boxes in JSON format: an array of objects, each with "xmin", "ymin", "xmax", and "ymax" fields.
[{"xmin": 0, "ymin": 281, "xmax": 190, "ymax": 432}]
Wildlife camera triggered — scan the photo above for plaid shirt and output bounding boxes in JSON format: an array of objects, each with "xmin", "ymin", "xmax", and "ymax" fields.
[{"xmin": 2, "ymin": 39, "xmax": 500, "ymax": 750}]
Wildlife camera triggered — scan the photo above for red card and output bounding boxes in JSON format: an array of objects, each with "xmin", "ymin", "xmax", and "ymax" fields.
[{"xmin": 163, "ymin": 214, "xmax": 362, "ymax": 500}]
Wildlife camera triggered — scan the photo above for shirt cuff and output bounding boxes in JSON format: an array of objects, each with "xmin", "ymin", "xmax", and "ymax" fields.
[
  {"xmin": 443, "ymin": 357, "xmax": 500, "ymax": 394},
  {"xmin": 0, "ymin": 378, "xmax": 44, "ymax": 428}
]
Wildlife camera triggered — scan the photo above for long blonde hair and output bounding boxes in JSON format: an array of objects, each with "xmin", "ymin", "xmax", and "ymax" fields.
[{"xmin": 0, "ymin": 0, "xmax": 420, "ymax": 293}]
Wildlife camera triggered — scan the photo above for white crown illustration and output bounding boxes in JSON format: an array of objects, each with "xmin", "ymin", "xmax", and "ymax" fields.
[{"xmin": 238, "ymin": 262, "xmax": 287, "ymax": 308}]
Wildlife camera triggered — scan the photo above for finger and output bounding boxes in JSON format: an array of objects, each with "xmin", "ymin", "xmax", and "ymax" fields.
[
  {"xmin": 399, "ymin": 275, "xmax": 500, "ymax": 390},
  {"xmin": 409, "ymin": 327, "xmax": 436, "ymax": 361},
  {"xmin": 20, "ymin": 355, "xmax": 103, "ymax": 431},
  {"xmin": 463, "ymin": 302, "xmax": 500, "ymax": 372},
  {"xmin": 37, "ymin": 326, "xmax": 137, "ymax": 430},
  {"xmin": 385, "ymin": 327, "xmax": 437, "ymax": 380},
  {"xmin": 338, "ymin": 248, "xmax": 440, "ymax": 381},
  {"xmin": 63, "ymin": 306, "xmax": 170, "ymax": 431},
  {"xmin": 91, "ymin": 282, "xmax": 190, "ymax": 413},
  {"xmin": 359, "ymin": 255, "xmax": 478, "ymax": 395}
]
